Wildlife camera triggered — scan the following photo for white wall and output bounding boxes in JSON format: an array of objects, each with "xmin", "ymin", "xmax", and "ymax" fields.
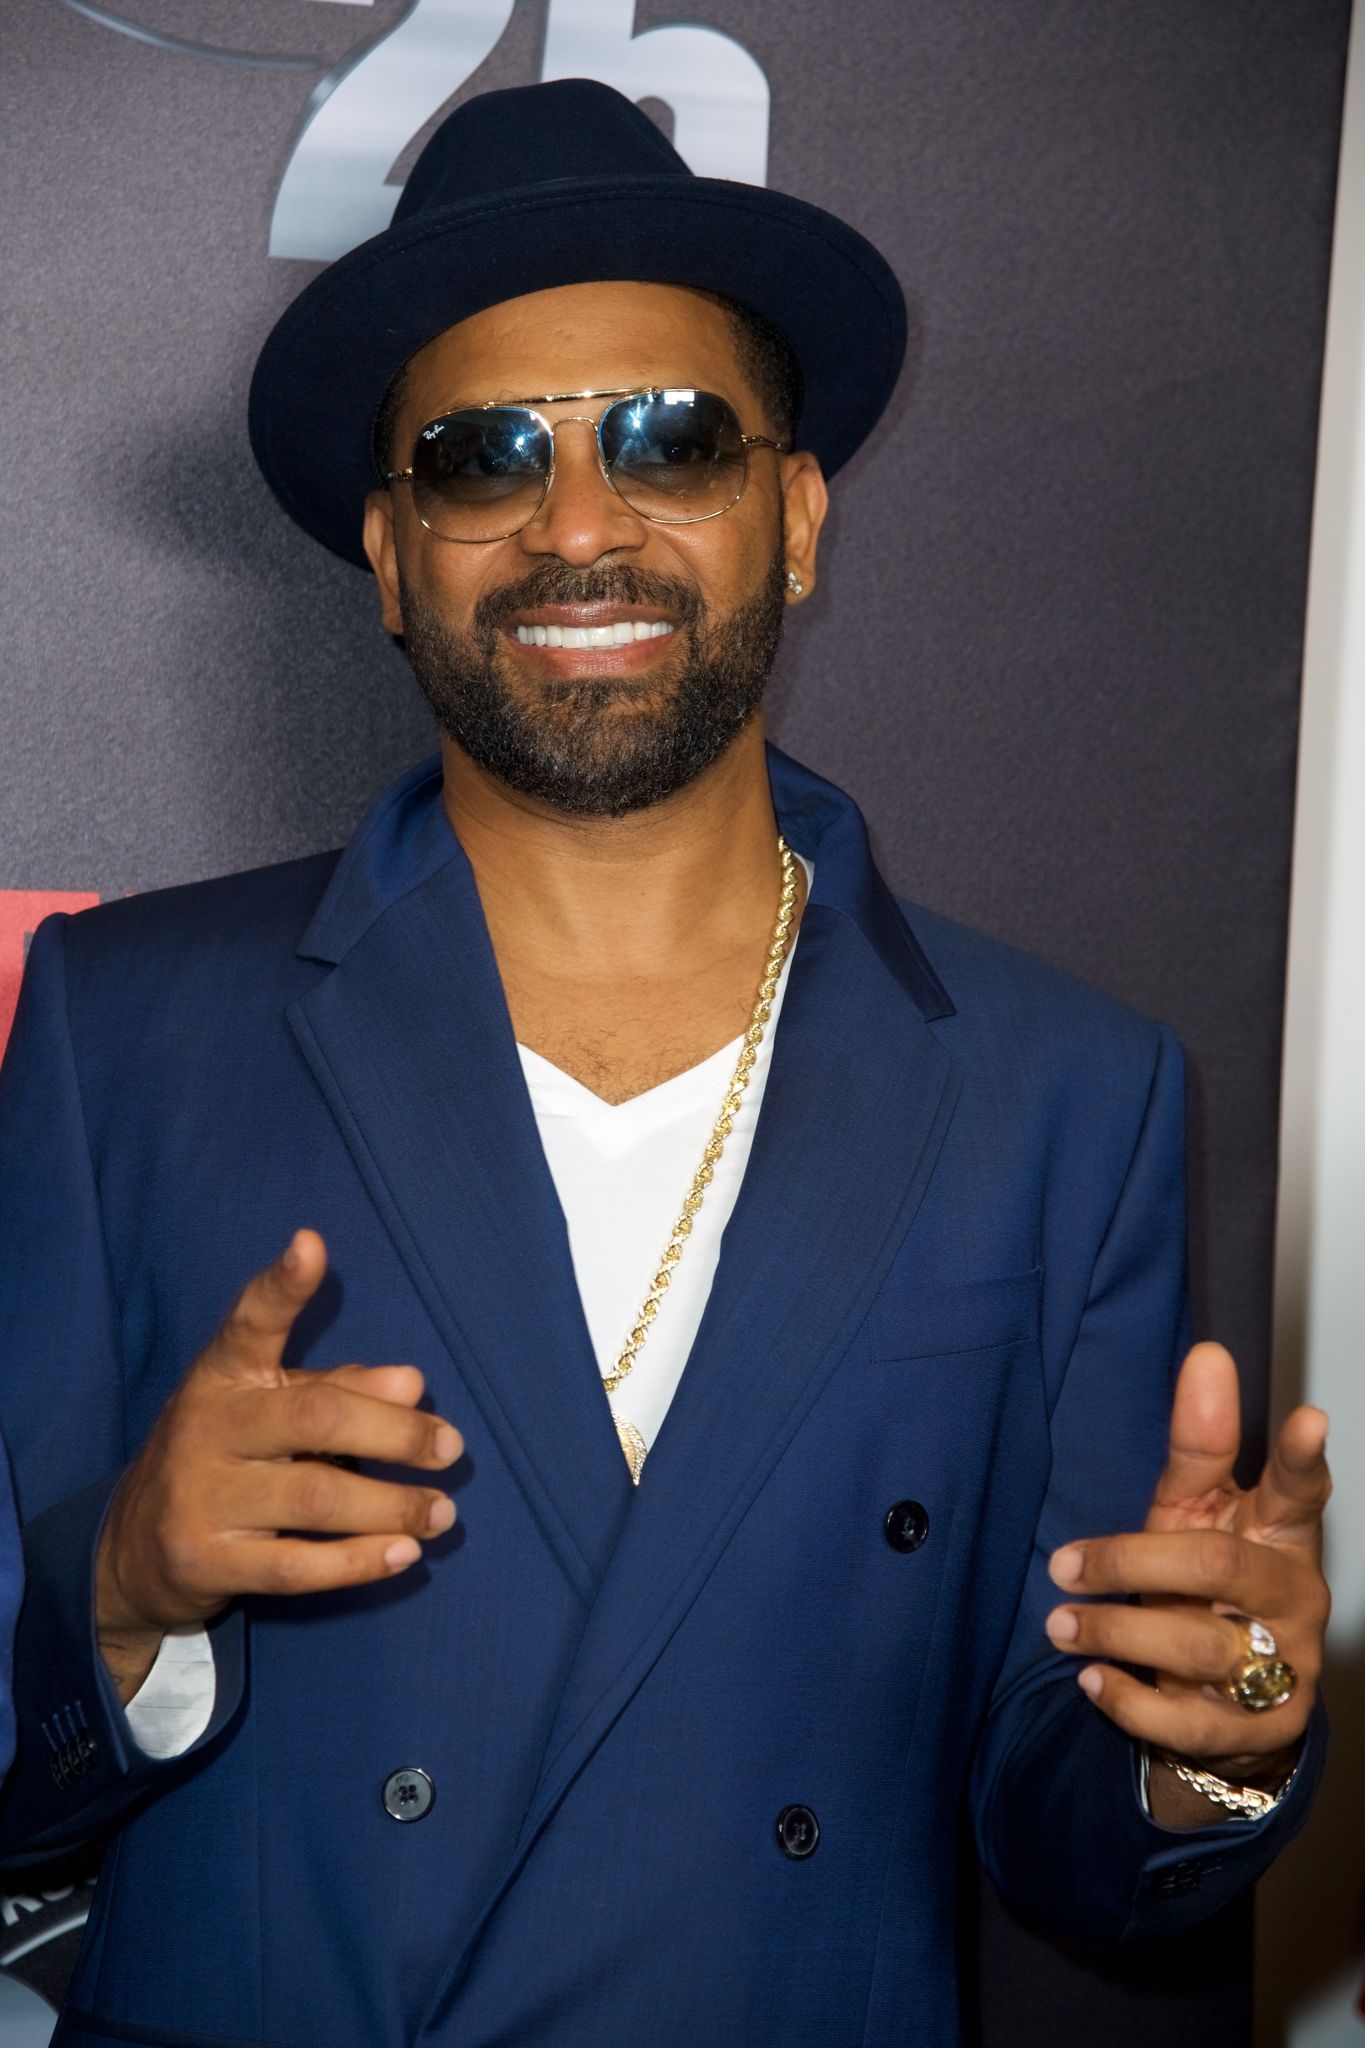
[{"xmin": 1259, "ymin": 10, "xmax": 1365, "ymax": 2043}]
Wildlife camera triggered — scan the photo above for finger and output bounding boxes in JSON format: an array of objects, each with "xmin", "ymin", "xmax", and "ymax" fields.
[
  {"xmin": 233, "ymin": 1376, "xmax": 462, "ymax": 1469},
  {"xmin": 1046, "ymin": 1601, "xmax": 1265, "ymax": 1686},
  {"xmin": 1149, "ymin": 1342, "xmax": 1241, "ymax": 1519},
  {"xmin": 1251, "ymin": 1406, "xmax": 1332, "ymax": 1538},
  {"xmin": 227, "ymin": 1532, "xmax": 428, "ymax": 1599},
  {"xmin": 297, "ymin": 1363, "xmax": 427, "ymax": 1409},
  {"xmin": 1073, "ymin": 1661, "xmax": 1308, "ymax": 1756},
  {"xmin": 1049, "ymin": 1527, "xmax": 1295, "ymax": 1614},
  {"xmin": 243, "ymin": 1460, "xmax": 455, "ymax": 1541},
  {"xmin": 211, "ymin": 1231, "xmax": 328, "ymax": 1385}
]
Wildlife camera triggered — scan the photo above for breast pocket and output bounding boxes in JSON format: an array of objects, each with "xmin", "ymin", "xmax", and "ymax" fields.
[{"xmin": 866, "ymin": 1265, "xmax": 1043, "ymax": 1363}]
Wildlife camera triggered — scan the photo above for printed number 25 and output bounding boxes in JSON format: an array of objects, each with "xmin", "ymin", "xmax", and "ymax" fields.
[{"xmin": 270, "ymin": 0, "xmax": 768, "ymax": 263}]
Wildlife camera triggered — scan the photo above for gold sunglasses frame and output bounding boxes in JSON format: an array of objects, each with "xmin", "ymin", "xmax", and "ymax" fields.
[{"xmin": 381, "ymin": 385, "xmax": 788, "ymax": 543}]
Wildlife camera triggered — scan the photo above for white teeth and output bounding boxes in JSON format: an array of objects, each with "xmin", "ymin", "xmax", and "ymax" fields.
[{"xmin": 517, "ymin": 618, "xmax": 676, "ymax": 648}]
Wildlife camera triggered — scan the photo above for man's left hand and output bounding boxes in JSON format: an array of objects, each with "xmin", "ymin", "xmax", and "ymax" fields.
[{"xmin": 1044, "ymin": 1342, "xmax": 1331, "ymax": 1800}]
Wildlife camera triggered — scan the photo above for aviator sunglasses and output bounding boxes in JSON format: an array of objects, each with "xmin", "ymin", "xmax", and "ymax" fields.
[{"xmin": 382, "ymin": 386, "xmax": 788, "ymax": 543}]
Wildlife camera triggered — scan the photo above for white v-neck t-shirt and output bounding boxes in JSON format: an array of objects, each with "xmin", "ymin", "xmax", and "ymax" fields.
[
  {"xmin": 517, "ymin": 854, "xmax": 812, "ymax": 1461},
  {"xmin": 123, "ymin": 855, "xmax": 812, "ymax": 1756}
]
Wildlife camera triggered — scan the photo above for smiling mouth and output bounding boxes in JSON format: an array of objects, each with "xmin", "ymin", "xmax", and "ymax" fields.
[{"xmin": 513, "ymin": 619, "xmax": 677, "ymax": 649}]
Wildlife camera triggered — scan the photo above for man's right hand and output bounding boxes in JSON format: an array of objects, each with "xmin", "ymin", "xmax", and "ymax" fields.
[{"xmin": 94, "ymin": 1229, "xmax": 463, "ymax": 1704}]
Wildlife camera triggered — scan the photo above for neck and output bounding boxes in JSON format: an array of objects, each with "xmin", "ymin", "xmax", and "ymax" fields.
[{"xmin": 439, "ymin": 718, "xmax": 789, "ymax": 980}]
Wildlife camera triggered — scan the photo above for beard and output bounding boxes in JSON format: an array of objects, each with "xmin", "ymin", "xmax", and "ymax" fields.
[{"xmin": 397, "ymin": 542, "xmax": 788, "ymax": 818}]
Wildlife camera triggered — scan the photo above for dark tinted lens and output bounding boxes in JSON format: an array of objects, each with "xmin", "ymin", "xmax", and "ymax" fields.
[
  {"xmin": 600, "ymin": 390, "xmax": 746, "ymax": 521},
  {"xmin": 409, "ymin": 409, "xmax": 549, "ymax": 538}
]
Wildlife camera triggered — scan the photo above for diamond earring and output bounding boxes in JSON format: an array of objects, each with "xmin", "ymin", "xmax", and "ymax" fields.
[{"xmin": 785, "ymin": 570, "xmax": 804, "ymax": 595}]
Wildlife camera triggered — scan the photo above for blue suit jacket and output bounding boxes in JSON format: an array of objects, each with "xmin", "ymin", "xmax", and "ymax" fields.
[{"xmin": 0, "ymin": 748, "xmax": 1323, "ymax": 2047}]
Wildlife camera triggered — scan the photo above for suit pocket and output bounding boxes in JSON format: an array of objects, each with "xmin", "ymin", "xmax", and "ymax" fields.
[{"xmin": 867, "ymin": 1265, "xmax": 1042, "ymax": 1363}]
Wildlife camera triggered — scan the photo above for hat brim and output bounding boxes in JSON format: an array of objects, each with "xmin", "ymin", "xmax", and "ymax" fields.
[{"xmin": 248, "ymin": 173, "xmax": 907, "ymax": 568}]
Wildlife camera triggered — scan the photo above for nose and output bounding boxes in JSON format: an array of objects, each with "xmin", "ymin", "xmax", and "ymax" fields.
[{"xmin": 516, "ymin": 416, "xmax": 648, "ymax": 566}]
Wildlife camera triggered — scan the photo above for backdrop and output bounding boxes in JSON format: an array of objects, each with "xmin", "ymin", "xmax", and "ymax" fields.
[{"xmin": 0, "ymin": 2, "xmax": 1350, "ymax": 2042}]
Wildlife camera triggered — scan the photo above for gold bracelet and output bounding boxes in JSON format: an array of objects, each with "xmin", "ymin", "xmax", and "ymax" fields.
[{"xmin": 1154, "ymin": 1747, "xmax": 1297, "ymax": 1820}]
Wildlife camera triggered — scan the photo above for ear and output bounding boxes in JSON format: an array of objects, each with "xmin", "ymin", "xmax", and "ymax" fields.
[
  {"xmin": 362, "ymin": 489, "xmax": 405, "ymax": 636},
  {"xmin": 777, "ymin": 452, "xmax": 828, "ymax": 603}
]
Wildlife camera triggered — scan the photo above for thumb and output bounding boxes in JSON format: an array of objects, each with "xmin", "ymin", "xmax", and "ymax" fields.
[
  {"xmin": 1147, "ymin": 1340, "xmax": 1242, "ymax": 1522},
  {"xmin": 210, "ymin": 1230, "xmax": 327, "ymax": 1386}
]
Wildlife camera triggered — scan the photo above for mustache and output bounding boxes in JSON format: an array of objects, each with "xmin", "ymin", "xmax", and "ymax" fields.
[{"xmin": 473, "ymin": 562, "xmax": 703, "ymax": 636}]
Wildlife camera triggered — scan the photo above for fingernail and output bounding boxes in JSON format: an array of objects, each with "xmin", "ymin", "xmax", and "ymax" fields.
[
  {"xmin": 384, "ymin": 1537, "xmax": 421, "ymax": 1571},
  {"xmin": 282, "ymin": 1238, "xmax": 301, "ymax": 1272},
  {"xmin": 1046, "ymin": 1607, "xmax": 1079, "ymax": 1643},
  {"xmin": 433, "ymin": 1424, "xmax": 462, "ymax": 1465},
  {"xmin": 1077, "ymin": 1667, "xmax": 1104, "ymax": 1700},
  {"xmin": 426, "ymin": 1495, "xmax": 456, "ymax": 1536},
  {"xmin": 1050, "ymin": 1545, "xmax": 1085, "ymax": 1585}
]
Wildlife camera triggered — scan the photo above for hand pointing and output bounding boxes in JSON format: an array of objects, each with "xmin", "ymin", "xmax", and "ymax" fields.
[
  {"xmin": 95, "ymin": 1230, "xmax": 464, "ymax": 1702},
  {"xmin": 1043, "ymin": 1342, "xmax": 1331, "ymax": 1796}
]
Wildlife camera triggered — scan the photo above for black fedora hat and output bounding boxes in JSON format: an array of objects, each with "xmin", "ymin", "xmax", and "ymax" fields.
[{"xmin": 248, "ymin": 78, "xmax": 907, "ymax": 568}]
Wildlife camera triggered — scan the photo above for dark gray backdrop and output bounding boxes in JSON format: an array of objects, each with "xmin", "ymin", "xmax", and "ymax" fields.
[{"xmin": 0, "ymin": 1, "xmax": 1350, "ymax": 2041}]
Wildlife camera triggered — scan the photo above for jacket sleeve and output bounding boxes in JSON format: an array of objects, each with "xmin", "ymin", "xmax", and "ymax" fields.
[
  {"xmin": 0, "ymin": 912, "xmax": 245, "ymax": 1867},
  {"xmin": 967, "ymin": 1021, "xmax": 1326, "ymax": 1942}
]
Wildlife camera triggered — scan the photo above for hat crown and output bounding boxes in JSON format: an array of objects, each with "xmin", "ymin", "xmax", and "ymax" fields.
[{"xmin": 394, "ymin": 78, "xmax": 692, "ymax": 224}]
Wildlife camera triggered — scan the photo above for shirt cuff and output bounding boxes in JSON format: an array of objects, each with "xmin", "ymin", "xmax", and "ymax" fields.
[{"xmin": 123, "ymin": 1626, "xmax": 217, "ymax": 1759}]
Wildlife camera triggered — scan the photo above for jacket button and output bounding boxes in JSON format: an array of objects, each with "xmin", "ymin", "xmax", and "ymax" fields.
[
  {"xmin": 884, "ymin": 1500, "xmax": 929, "ymax": 1552},
  {"xmin": 382, "ymin": 1768, "xmax": 435, "ymax": 1822},
  {"xmin": 49, "ymin": 1732, "xmax": 98, "ymax": 1792},
  {"xmin": 776, "ymin": 1804, "xmax": 820, "ymax": 1859}
]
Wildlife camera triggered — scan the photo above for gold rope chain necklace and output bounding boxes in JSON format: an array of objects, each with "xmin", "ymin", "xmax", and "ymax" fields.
[{"xmin": 607, "ymin": 835, "xmax": 800, "ymax": 1484}]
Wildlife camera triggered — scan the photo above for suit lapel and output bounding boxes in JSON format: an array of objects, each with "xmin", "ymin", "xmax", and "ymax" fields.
[
  {"xmin": 522, "ymin": 906, "xmax": 958, "ymax": 1816},
  {"xmin": 287, "ymin": 761, "xmax": 631, "ymax": 1603},
  {"xmin": 289, "ymin": 749, "xmax": 963, "ymax": 2004},
  {"xmin": 435, "ymin": 752, "xmax": 963, "ymax": 1980}
]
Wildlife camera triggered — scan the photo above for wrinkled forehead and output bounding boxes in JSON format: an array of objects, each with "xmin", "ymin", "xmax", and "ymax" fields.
[{"xmin": 399, "ymin": 281, "xmax": 750, "ymax": 418}]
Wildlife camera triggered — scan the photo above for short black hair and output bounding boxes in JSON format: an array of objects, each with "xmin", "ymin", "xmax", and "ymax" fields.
[
  {"xmin": 705, "ymin": 291, "xmax": 803, "ymax": 446},
  {"xmin": 372, "ymin": 361, "xmax": 412, "ymax": 481},
  {"xmin": 370, "ymin": 288, "xmax": 802, "ymax": 478}
]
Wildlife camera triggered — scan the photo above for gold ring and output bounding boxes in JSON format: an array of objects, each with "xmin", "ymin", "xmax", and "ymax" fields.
[{"xmin": 1219, "ymin": 1613, "xmax": 1298, "ymax": 1712}]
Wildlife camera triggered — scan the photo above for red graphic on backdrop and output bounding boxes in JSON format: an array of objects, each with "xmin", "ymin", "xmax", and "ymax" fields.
[{"xmin": 0, "ymin": 892, "xmax": 101, "ymax": 1064}]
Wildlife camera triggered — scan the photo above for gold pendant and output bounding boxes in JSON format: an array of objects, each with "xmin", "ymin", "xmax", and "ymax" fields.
[{"xmin": 614, "ymin": 1414, "xmax": 648, "ymax": 1485}]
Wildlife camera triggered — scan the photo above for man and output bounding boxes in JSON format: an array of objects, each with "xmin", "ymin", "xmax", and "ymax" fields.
[{"xmin": 0, "ymin": 77, "xmax": 1332, "ymax": 2048}]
